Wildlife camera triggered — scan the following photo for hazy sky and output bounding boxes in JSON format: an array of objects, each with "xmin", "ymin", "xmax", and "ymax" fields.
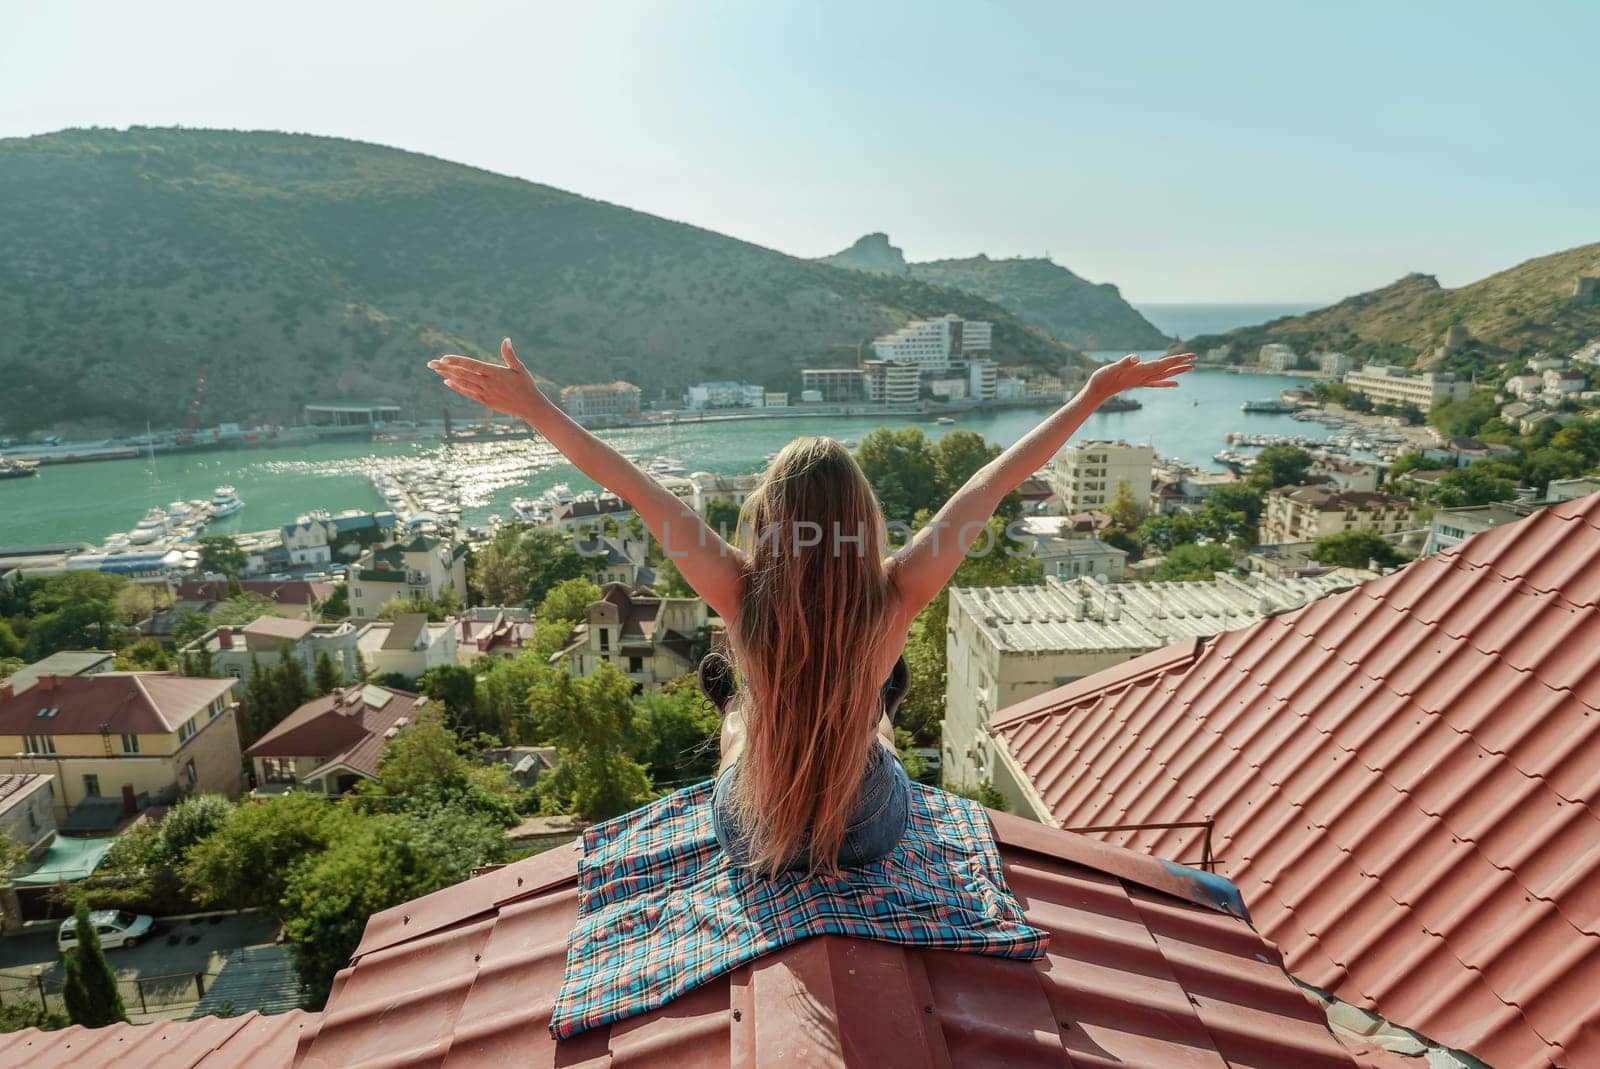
[{"xmin": 3, "ymin": 1, "xmax": 1594, "ymax": 302}]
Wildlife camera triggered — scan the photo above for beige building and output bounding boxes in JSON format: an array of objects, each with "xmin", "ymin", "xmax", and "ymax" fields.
[
  {"xmin": 558, "ymin": 381, "xmax": 641, "ymax": 421},
  {"xmin": 942, "ymin": 573, "xmax": 1358, "ymax": 793},
  {"xmin": 180, "ymin": 616, "xmax": 360, "ymax": 690},
  {"xmin": 1259, "ymin": 343, "xmax": 1302, "ymax": 371},
  {"xmin": 1261, "ymin": 485, "xmax": 1418, "ymax": 545},
  {"xmin": 800, "ymin": 368, "xmax": 866, "ymax": 403},
  {"xmin": 1343, "ymin": 365, "xmax": 1472, "ymax": 409},
  {"xmin": 0, "ymin": 773, "xmax": 56, "ymax": 862},
  {"xmin": 862, "ymin": 359, "xmax": 921, "ymax": 404},
  {"xmin": 356, "ymin": 614, "xmax": 459, "ymax": 682},
  {"xmin": 1048, "ymin": 440, "xmax": 1154, "ymax": 513},
  {"xmin": 0, "ymin": 672, "xmax": 243, "ymax": 820},
  {"xmin": 349, "ymin": 534, "xmax": 469, "ymax": 620},
  {"xmin": 554, "ymin": 584, "xmax": 707, "ymax": 687}
]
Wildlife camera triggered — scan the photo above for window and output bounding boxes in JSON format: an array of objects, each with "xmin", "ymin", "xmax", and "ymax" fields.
[
  {"xmin": 261, "ymin": 757, "xmax": 296, "ymax": 784},
  {"xmin": 627, "ymin": 656, "xmax": 643, "ymax": 673},
  {"xmin": 209, "ymin": 696, "xmax": 225, "ymax": 720},
  {"xmin": 184, "ymin": 759, "xmax": 198, "ymax": 787},
  {"xmin": 178, "ymin": 716, "xmax": 198, "ymax": 744},
  {"xmin": 120, "ymin": 733, "xmax": 140, "ymax": 754},
  {"xmin": 598, "ymin": 627, "xmax": 610, "ymax": 652},
  {"xmin": 227, "ymin": 665, "xmax": 243, "ymax": 679},
  {"xmin": 23, "ymin": 734, "xmax": 55, "ymax": 755},
  {"xmin": 82, "ymin": 774, "xmax": 101, "ymax": 798}
]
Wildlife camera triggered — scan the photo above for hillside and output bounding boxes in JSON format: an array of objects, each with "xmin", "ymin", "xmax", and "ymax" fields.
[
  {"xmin": 0, "ymin": 130, "xmax": 1086, "ymax": 435},
  {"xmin": 1179, "ymin": 243, "xmax": 1600, "ymax": 378},
  {"xmin": 817, "ymin": 232, "xmax": 1169, "ymax": 350}
]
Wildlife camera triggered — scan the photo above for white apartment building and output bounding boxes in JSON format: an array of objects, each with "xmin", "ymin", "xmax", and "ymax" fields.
[
  {"xmin": 871, "ymin": 315, "xmax": 991, "ymax": 372},
  {"xmin": 927, "ymin": 377, "xmax": 968, "ymax": 400},
  {"xmin": 1316, "ymin": 351, "xmax": 1354, "ymax": 377},
  {"xmin": 684, "ymin": 381, "xmax": 764, "ymax": 409},
  {"xmin": 968, "ymin": 358, "xmax": 997, "ymax": 401},
  {"xmin": 1260, "ymin": 486, "xmax": 1418, "ymax": 545},
  {"xmin": 995, "ymin": 376, "xmax": 1027, "ymax": 401},
  {"xmin": 1047, "ymin": 440, "xmax": 1154, "ymax": 513},
  {"xmin": 800, "ymin": 368, "xmax": 865, "ymax": 403},
  {"xmin": 1343, "ymin": 365, "xmax": 1472, "ymax": 409},
  {"xmin": 355, "ymin": 614, "xmax": 459, "ymax": 682},
  {"xmin": 863, "ymin": 360, "xmax": 921, "ymax": 405},
  {"xmin": 1259, "ymin": 343, "xmax": 1302, "ymax": 372},
  {"xmin": 558, "ymin": 382, "xmax": 641, "ymax": 420},
  {"xmin": 942, "ymin": 573, "xmax": 1359, "ymax": 792},
  {"xmin": 1505, "ymin": 374, "xmax": 1546, "ymax": 399},
  {"xmin": 1544, "ymin": 368, "xmax": 1587, "ymax": 397},
  {"xmin": 181, "ymin": 617, "xmax": 361, "ymax": 689}
]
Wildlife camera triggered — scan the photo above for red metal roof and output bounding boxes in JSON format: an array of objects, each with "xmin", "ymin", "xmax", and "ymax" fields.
[
  {"xmin": 244, "ymin": 682, "xmax": 424, "ymax": 783},
  {"xmin": 991, "ymin": 492, "xmax": 1600, "ymax": 1069},
  {"xmin": 0, "ymin": 1009, "xmax": 316, "ymax": 1068}
]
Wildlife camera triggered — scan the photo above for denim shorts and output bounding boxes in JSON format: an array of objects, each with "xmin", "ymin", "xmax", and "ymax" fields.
[{"xmin": 712, "ymin": 745, "xmax": 911, "ymax": 872}]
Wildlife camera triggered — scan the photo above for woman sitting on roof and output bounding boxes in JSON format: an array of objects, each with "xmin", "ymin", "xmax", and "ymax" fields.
[{"xmin": 430, "ymin": 341, "xmax": 1191, "ymax": 875}]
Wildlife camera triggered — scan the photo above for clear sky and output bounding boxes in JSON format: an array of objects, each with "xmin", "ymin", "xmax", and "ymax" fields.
[{"xmin": 3, "ymin": 0, "xmax": 1594, "ymax": 302}]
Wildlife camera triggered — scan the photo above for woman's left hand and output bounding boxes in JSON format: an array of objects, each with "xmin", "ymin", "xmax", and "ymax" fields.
[{"xmin": 429, "ymin": 339, "xmax": 543, "ymax": 418}]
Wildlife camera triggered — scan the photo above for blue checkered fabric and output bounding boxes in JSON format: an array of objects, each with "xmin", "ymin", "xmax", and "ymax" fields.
[{"xmin": 550, "ymin": 778, "xmax": 1048, "ymax": 1040}]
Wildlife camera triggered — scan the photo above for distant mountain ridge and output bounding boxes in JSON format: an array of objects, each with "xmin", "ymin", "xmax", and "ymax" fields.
[
  {"xmin": 817, "ymin": 232, "xmax": 1170, "ymax": 350},
  {"xmin": 0, "ymin": 129, "xmax": 1087, "ymax": 434},
  {"xmin": 1179, "ymin": 243, "xmax": 1600, "ymax": 377}
]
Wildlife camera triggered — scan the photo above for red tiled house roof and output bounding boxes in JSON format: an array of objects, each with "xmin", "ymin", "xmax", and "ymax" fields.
[
  {"xmin": 0, "ymin": 812, "xmax": 1364, "ymax": 1067},
  {"xmin": 245, "ymin": 683, "xmax": 425, "ymax": 784},
  {"xmin": 0, "ymin": 672, "xmax": 234, "ymax": 735},
  {"xmin": 989, "ymin": 492, "xmax": 1600, "ymax": 1069}
]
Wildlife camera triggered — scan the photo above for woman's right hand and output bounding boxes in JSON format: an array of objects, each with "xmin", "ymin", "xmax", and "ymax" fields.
[
  {"xmin": 429, "ymin": 339, "xmax": 544, "ymax": 419},
  {"xmin": 1086, "ymin": 352, "xmax": 1195, "ymax": 402}
]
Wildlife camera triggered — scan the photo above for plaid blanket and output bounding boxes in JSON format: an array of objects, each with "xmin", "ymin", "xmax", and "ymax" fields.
[{"xmin": 549, "ymin": 778, "xmax": 1048, "ymax": 1040}]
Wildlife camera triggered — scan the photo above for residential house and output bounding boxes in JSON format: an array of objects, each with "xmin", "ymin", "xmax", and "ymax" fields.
[
  {"xmin": 348, "ymin": 534, "xmax": 468, "ymax": 620},
  {"xmin": 549, "ymin": 495, "xmax": 635, "ymax": 534},
  {"xmin": 1011, "ymin": 520, "xmax": 1126, "ymax": 581},
  {"xmin": 1, "ymin": 651, "xmax": 113, "ymax": 694},
  {"xmin": 1526, "ymin": 353, "xmax": 1568, "ymax": 372},
  {"xmin": 1504, "ymin": 374, "xmax": 1545, "ymax": 399},
  {"xmin": 0, "ymin": 672, "xmax": 242, "ymax": 822},
  {"xmin": 575, "ymin": 532, "xmax": 652, "ymax": 588},
  {"xmin": 1424, "ymin": 499, "xmax": 1546, "ymax": 555},
  {"xmin": 279, "ymin": 509, "xmax": 397, "ymax": 569},
  {"xmin": 683, "ymin": 472, "xmax": 761, "ymax": 517},
  {"xmin": 455, "ymin": 607, "xmax": 536, "ymax": 664},
  {"xmin": 244, "ymin": 683, "xmax": 426, "ymax": 796},
  {"xmin": 0, "ymin": 773, "xmax": 55, "ymax": 862},
  {"xmin": 356, "ymin": 614, "xmax": 458, "ymax": 682},
  {"xmin": 987, "ymin": 492, "xmax": 1600, "ymax": 1069},
  {"xmin": 1544, "ymin": 367, "xmax": 1587, "ymax": 398},
  {"xmin": 1308, "ymin": 457, "xmax": 1380, "ymax": 493},
  {"xmin": 1548, "ymin": 475, "xmax": 1600, "ymax": 501},
  {"xmin": 1047, "ymin": 440, "xmax": 1154, "ymax": 513},
  {"xmin": 942, "ymin": 572, "xmax": 1357, "ymax": 789},
  {"xmin": 554, "ymin": 583, "xmax": 706, "ymax": 686},
  {"xmin": 1259, "ymin": 485, "xmax": 1417, "ymax": 544},
  {"xmin": 180, "ymin": 616, "xmax": 360, "ymax": 689}
]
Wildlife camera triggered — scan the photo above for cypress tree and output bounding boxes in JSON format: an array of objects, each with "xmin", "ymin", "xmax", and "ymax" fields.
[
  {"xmin": 313, "ymin": 649, "xmax": 341, "ymax": 695},
  {"xmin": 276, "ymin": 644, "xmax": 310, "ymax": 713},
  {"xmin": 243, "ymin": 654, "xmax": 278, "ymax": 743},
  {"xmin": 61, "ymin": 898, "xmax": 126, "ymax": 1027}
]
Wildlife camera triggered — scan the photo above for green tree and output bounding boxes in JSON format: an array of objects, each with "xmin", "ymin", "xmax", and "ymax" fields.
[
  {"xmin": 930, "ymin": 430, "xmax": 995, "ymax": 497},
  {"xmin": 1105, "ymin": 478, "xmax": 1143, "ymax": 530},
  {"xmin": 1386, "ymin": 451, "xmax": 1432, "ymax": 483},
  {"xmin": 159, "ymin": 795, "xmax": 235, "ymax": 860},
  {"xmin": 1148, "ymin": 543, "xmax": 1234, "ymax": 581},
  {"xmin": 650, "ymin": 555, "xmax": 694, "ymax": 597},
  {"xmin": 377, "ymin": 589, "xmax": 459, "ymax": 622},
  {"xmin": 313, "ymin": 649, "xmax": 342, "ymax": 694},
  {"xmin": 1248, "ymin": 445, "xmax": 1313, "ymax": 490},
  {"xmin": 183, "ymin": 792, "xmax": 343, "ymax": 913},
  {"xmin": 23, "ymin": 572, "xmax": 127, "ymax": 656},
  {"xmin": 113, "ymin": 636, "xmax": 171, "ymax": 671},
  {"xmin": 418, "ymin": 664, "xmax": 485, "ymax": 737},
  {"xmin": 530, "ymin": 663, "xmax": 654, "ymax": 819},
  {"xmin": 946, "ymin": 779, "xmax": 1009, "ymax": 811},
  {"xmin": 1137, "ymin": 512, "xmax": 1203, "ymax": 554},
  {"xmin": 172, "ymin": 610, "xmax": 211, "ymax": 649},
  {"xmin": 0, "ymin": 1001, "xmax": 68, "ymax": 1034},
  {"xmin": 196, "ymin": 535, "xmax": 248, "ymax": 576},
  {"xmin": 703, "ymin": 498, "xmax": 742, "ymax": 537},
  {"xmin": 210, "ymin": 593, "xmax": 284, "ymax": 626},
  {"xmin": 470, "ymin": 525, "xmax": 589, "ymax": 607},
  {"xmin": 275, "ymin": 644, "xmax": 310, "ymax": 718},
  {"xmin": 855, "ymin": 427, "xmax": 941, "ymax": 522},
  {"xmin": 61, "ymin": 897, "xmax": 127, "ymax": 1027},
  {"xmin": 1098, "ymin": 525, "xmax": 1142, "ymax": 562},
  {"xmin": 0, "ymin": 619, "xmax": 22, "ymax": 660},
  {"xmin": 1313, "ymin": 529, "xmax": 1406, "ymax": 569},
  {"xmin": 537, "ymin": 577, "xmax": 602, "ymax": 625},
  {"xmin": 1434, "ymin": 464, "xmax": 1517, "ymax": 508},
  {"xmin": 632, "ymin": 681, "xmax": 722, "ymax": 786},
  {"xmin": 318, "ymin": 584, "xmax": 349, "ymax": 620},
  {"xmin": 476, "ymin": 650, "xmax": 564, "ymax": 743},
  {"xmin": 1198, "ymin": 481, "xmax": 1264, "ymax": 544},
  {"xmin": 1430, "ymin": 390, "xmax": 1498, "ymax": 438}
]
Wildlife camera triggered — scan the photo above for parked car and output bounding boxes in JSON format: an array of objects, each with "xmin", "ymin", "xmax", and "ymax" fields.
[{"xmin": 58, "ymin": 910, "xmax": 155, "ymax": 952}]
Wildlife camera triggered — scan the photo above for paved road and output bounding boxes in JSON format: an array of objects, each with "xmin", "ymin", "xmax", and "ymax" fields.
[{"xmin": 0, "ymin": 912, "xmax": 279, "ymax": 982}]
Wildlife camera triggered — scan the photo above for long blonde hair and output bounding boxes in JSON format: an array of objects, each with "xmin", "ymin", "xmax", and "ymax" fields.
[{"xmin": 727, "ymin": 436, "xmax": 894, "ymax": 875}]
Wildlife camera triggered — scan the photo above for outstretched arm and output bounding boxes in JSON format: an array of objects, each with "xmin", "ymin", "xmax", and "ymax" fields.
[
  {"xmin": 430, "ymin": 341, "xmax": 744, "ymax": 621},
  {"xmin": 886, "ymin": 353, "xmax": 1194, "ymax": 627}
]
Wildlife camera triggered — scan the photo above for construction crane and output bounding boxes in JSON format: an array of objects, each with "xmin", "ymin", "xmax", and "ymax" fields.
[{"xmin": 176, "ymin": 362, "xmax": 209, "ymax": 445}]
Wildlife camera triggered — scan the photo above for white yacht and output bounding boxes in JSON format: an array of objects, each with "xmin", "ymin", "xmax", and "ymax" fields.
[
  {"xmin": 127, "ymin": 508, "xmax": 170, "ymax": 546},
  {"xmin": 210, "ymin": 485, "xmax": 243, "ymax": 517}
]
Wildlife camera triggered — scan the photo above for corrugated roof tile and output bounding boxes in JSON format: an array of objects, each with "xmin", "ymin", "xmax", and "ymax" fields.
[{"xmin": 993, "ymin": 493, "xmax": 1600, "ymax": 1069}]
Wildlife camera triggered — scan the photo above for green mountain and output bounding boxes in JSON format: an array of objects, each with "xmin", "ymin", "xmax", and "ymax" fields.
[
  {"xmin": 817, "ymin": 232, "xmax": 1169, "ymax": 350},
  {"xmin": 0, "ymin": 129, "xmax": 1087, "ymax": 435},
  {"xmin": 1180, "ymin": 242, "xmax": 1600, "ymax": 379}
]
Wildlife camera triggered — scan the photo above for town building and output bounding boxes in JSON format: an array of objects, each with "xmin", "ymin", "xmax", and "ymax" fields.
[
  {"xmin": 1011, "ymin": 525, "xmax": 1127, "ymax": 581},
  {"xmin": 994, "ymin": 374, "xmax": 1027, "ymax": 401},
  {"xmin": 1526, "ymin": 353, "xmax": 1568, "ymax": 372},
  {"xmin": 1342, "ymin": 365, "xmax": 1472, "ymax": 409},
  {"xmin": 861, "ymin": 359, "xmax": 920, "ymax": 404},
  {"xmin": 355, "ymin": 614, "xmax": 458, "ymax": 682},
  {"xmin": 683, "ymin": 472, "xmax": 760, "ymax": 516},
  {"xmin": 1308, "ymin": 457, "xmax": 1381, "ymax": 493},
  {"xmin": 967, "ymin": 358, "xmax": 997, "ymax": 401},
  {"xmin": 549, "ymin": 495, "xmax": 635, "ymax": 534},
  {"xmin": 171, "ymin": 578, "xmax": 340, "ymax": 621},
  {"xmin": 244, "ymin": 683, "xmax": 426, "ymax": 797},
  {"xmin": 279, "ymin": 509, "xmax": 397, "ymax": 568},
  {"xmin": 1, "ymin": 651, "xmax": 113, "ymax": 695},
  {"xmin": 1023, "ymin": 374, "xmax": 1068, "ymax": 402},
  {"xmin": 683, "ymin": 381, "xmax": 764, "ymax": 409},
  {"xmin": 1259, "ymin": 485, "xmax": 1417, "ymax": 544},
  {"xmin": 763, "ymin": 391, "xmax": 789, "ymax": 407},
  {"xmin": 1258, "ymin": 342, "xmax": 1301, "ymax": 371},
  {"xmin": 871, "ymin": 314, "xmax": 990, "ymax": 372},
  {"xmin": 1316, "ymin": 350, "xmax": 1354, "ymax": 376},
  {"xmin": 0, "ymin": 672, "xmax": 243, "ymax": 822},
  {"xmin": 576, "ymin": 532, "xmax": 653, "ymax": 588},
  {"xmin": 942, "ymin": 571, "xmax": 1356, "ymax": 790},
  {"xmin": 1544, "ymin": 367, "xmax": 1587, "ymax": 397},
  {"xmin": 557, "ymin": 381, "xmax": 641, "ymax": 421},
  {"xmin": 1504, "ymin": 373, "xmax": 1545, "ymax": 399},
  {"xmin": 180, "ymin": 617, "xmax": 360, "ymax": 688},
  {"xmin": 799, "ymin": 368, "xmax": 865, "ymax": 403},
  {"xmin": 987, "ymin": 493, "xmax": 1600, "ymax": 1069},
  {"xmin": 302, "ymin": 403, "xmax": 402, "ymax": 430},
  {"xmin": 1046, "ymin": 440, "xmax": 1154, "ymax": 513},
  {"xmin": 1423, "ymin": 499, "xmax": 1546, "ymax": 555},
  {"xmin": 926, "ymin": 376, "xmax": 968, "ymax": 400},
  {"xmin": 0, "ymin": 773, "xmax": 56, "ymax": 862},
  {"xmin": 1548, "ymin": 475, "xmax": 1600, "ymax": 501},
  {"xmin": 348, "ymin": 534, "xmax": 468, "ymax": 620},
  {"xmin": 553, "ymin": 583, "xmax": 706, "ymax": 687},
  {"xmin": 454, "ymin": 607, "xmax": 535, "ymax": 664}
]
